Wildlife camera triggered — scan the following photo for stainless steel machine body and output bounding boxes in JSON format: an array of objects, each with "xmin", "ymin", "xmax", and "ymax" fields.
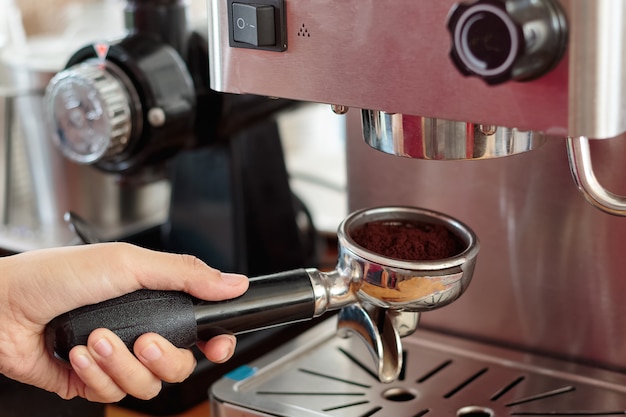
[
  {"xmin": 207, "ymin": 0, "xmax": 626, "ymax": 215},
  {"xmin": 206, "ymin": 0, "xmax": 626, "ymax": 414},
  {"xmin": 207, "ymin": 0, "xmax": 625, "ymax": 140},
  {"xmin": 344, "ymin": 116, "xmax": 626, "ymax": 374}
]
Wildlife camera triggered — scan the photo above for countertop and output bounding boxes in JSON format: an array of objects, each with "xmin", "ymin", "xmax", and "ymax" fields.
[{"xmin": 106, "ymin": 402, "xmax": 210, "ymax": 417}]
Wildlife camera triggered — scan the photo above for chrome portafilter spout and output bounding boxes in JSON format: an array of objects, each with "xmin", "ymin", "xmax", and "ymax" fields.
[{"xmin": 45, "ymin": 206, "xmax": 479, "ymax": 384}]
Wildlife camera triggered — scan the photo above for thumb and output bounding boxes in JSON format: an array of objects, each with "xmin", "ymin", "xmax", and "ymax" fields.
[{"xmin": 117, "ymin": 243, "xmax": 250, "ymax": 301}]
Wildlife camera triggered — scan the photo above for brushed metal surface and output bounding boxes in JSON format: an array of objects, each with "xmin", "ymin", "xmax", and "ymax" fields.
[
  {"xmin": 211, "ymin": 317, "xmax": 626, "ymax": 416},
  {"xmin": 345, "ymin": 110, "xmax": 626, "ymax": 371},
  {"xmin": 208, "ymin": 0, "xmax": 626, "ymax": 139},
  {"xmin": 568, "ymin": 0, "xmax": 626, "ymax": 138}
]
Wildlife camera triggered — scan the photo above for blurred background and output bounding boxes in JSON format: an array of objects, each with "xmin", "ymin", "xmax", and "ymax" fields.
[{"xmin": 0, "ymin": 0, "xmax": 347, "ymax": 254}]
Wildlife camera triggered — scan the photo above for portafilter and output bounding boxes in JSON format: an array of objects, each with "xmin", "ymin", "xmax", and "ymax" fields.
[{"xmin": 45, "ymin": 206, "xmax": 479, "ymax": 383}]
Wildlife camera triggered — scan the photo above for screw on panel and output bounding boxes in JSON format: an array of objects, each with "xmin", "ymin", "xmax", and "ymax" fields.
[{"xmin": 148, "ymin": 107, "xmax": 166, "ymax": 127}]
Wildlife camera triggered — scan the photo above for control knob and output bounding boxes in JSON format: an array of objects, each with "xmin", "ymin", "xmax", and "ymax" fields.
[
  {"xmin": 45, "ymin": 60, "xmax": 139, "ymax": 165},
  {"xmin": 447, "ymin": 0, "xmax": 568, "ymax": 85}
]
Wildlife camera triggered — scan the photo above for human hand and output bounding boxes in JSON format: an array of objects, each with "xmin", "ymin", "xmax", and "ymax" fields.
[{"xmin": 0, "ymin": 242, "xmax": 249, "ymax": 403}]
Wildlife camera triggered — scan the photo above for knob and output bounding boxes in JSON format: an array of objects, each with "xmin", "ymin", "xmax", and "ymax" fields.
[
  {"xmin": 44, "ymin": 60, "xmax": 139, "ymax": 164},
  {"xmin": 446, "ymin": 0, "xmax": 568, "ymax": 85}
]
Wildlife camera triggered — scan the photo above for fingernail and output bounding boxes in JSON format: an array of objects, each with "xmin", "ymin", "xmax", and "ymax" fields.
[
  {"xmin": 94, "ymin": 338, "xmax": 113, "ymax": 357},
  {"xmin": 140, "ymin": 343, "xmax": 163, "ymax": 362},
  {"xmin": 73, "ymin": 353, "xmax": 91, "ymax": 370},
  {"xmin": 221, "ymin": 272, "xmax": 247, "ymax": 286},
  {"xmin": 216, "ymin": 335, "xmax": 236, "ymax": 363}
]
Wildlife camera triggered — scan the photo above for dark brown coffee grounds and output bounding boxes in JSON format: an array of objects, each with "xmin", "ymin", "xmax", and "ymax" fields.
[{"xmin": 350, "ymin": 220, "xmax": 464, "ymax": 261}]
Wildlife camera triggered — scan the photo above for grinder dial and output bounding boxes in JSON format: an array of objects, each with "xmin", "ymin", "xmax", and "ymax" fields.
[
  {"xmin": 44, "ymin": 60, "xmax": 139, "ymax": 165},
  {"xmin": 447, "ymin": 0, "xmax": 568, "ymax": 85}
]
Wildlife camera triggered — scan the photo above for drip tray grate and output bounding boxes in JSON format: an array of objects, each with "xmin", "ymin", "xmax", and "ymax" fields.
[{"xmin": 211, "ymin": 318, "xmax": 626, "ymax": 416}]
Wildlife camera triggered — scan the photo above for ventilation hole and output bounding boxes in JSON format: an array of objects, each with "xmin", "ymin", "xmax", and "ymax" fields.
[
  {"xmin": 298, "ymin": 368, "xmax": 371, "ymax": 388},
  {"xmin": 399, "ymin": 350, "xmax": 408, "ymax": 381},
  {"xmin": 256, "ymin": 391, "xmax": 365, "ymax": 396},
  {"xmin": 491, "ymin": 376, "xmax": 525, "ymax": 401},
  {"xmin": 416, "ymin": 359, "xmax": 452, "ymax": 383},
  {"xmin": 457, "ymin": 406, "xmax": 494, "ymax": 417},
  {"xmin": 505, "ymin": 385, "xmax": 575, "ymax": 407},
  {"xmin": 359, "ymin": 407, "xmax": 383, "ymax": 417},
  {"xmin": 444, "ymin": 368, "xmax": 489, "ymax": 399},
  {"xmin": 297, "ymin": 23, "xmax": 311, "ymax": 37},
  {"xmin": 338, "ymin": 347, "xmax": 379, "ymax": 381},
  {"xmin": 322, "ymin": 401, "xmax": 370, "ymax": 412},
  {"xmin": 510, "ymin": 412, "xmax": 626, "ymax": 416},
  {"xmin": 382, "ymin": 387, "xmax": 416, "ymax": 402}
]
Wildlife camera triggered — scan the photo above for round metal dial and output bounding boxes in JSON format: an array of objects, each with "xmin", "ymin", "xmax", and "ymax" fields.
[
  {"xmin": 447, "ymin": 0, "xmax": 568, "ymax": 85},
  {"xmin": 45, "ymin": 60, "xmax": 138, "ymax": 164}
]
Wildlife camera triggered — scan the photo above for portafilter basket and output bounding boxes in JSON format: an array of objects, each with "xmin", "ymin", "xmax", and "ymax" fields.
[
  {"xmin": 337, "ymin": 206, "xmax": 479, "ymax": 311},
  {"xmin": 45, "ymin": 206, "xmax": 479, "ymax": 383}
]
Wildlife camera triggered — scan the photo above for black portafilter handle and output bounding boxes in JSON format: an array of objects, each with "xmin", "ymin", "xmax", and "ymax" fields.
[{"xmin": 45, "ymin": 269, "xmax": 316, "ymax": 363}]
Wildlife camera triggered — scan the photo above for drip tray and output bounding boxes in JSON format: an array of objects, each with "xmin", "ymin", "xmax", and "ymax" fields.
[{"xmin": 211, "ymin": 317, "xmax": 626, "ymax": 416}]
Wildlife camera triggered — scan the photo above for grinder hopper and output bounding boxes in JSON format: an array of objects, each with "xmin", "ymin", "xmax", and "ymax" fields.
[{"xmin": 45, "ymin": 206, "xmax": 479, "ymax": 384}]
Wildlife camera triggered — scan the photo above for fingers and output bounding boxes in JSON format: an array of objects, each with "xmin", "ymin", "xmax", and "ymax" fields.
[
  {"xmin": 68, "ymin": 329, "xmax": 197, "ymax": 402},
  {"xmin": 196, "ymin": 334, "xmax": 237, "ymax": 364},
  {"xmin": 133, "ymin": 333, "xmax": 197, "ymax": 383}
]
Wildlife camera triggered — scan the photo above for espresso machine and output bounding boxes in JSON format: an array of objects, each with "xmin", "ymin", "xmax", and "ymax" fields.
[
  {"xmin": 30, "ymin": 0, "xmax": 626, "ymax": 415},
  {"xmin": 201, "ymin": 0, "xmax": 626, "ymax": 415}
]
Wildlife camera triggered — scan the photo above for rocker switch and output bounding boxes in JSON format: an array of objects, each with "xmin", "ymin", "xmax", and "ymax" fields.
[{"xmin": 232, "ymin": 3, "xmax": 276, "ymax": 47}]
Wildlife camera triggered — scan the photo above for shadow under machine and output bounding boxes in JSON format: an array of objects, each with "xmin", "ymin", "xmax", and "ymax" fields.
[{"xmin": 203, "ymin": 0, "xmax": 626, "ymax": 416}]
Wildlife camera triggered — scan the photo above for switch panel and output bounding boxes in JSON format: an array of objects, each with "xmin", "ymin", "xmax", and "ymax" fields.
[{"xmin": 228, "ymin": 0, "xmax": 286, "ymax": 52}]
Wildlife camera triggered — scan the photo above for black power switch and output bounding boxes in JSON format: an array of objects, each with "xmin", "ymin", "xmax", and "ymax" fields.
[
  {"xmin": 232, "ymin": 3, "xmax": 275, "ymax": 46},
  {"xmin": 228, "ymin": 0, "xmax": 286, "ymax": 52}
]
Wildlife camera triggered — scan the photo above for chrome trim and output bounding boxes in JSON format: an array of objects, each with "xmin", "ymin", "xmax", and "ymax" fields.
[
  {"xmin": 568, "ymin": 0, "xmax": 626, "ymax": 138},
  {"xmin": 309, "ymin": 268, "xmax": 356, "ymax": 316},
  {"xmin": 566, "ymin": 136, "xmax": 626, "ymax": 216},
  {"xmin": 363, "ymin": 111, "xmax": 547, "ymax": 160}
]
